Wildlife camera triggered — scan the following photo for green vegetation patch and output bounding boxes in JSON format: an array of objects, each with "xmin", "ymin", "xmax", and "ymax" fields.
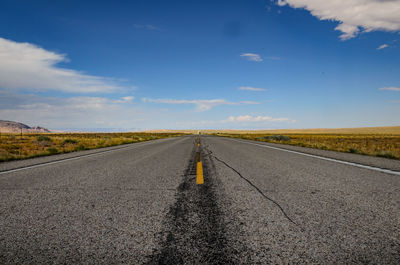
[
  {"xmin": 62, "ymin": 138, "xmax": 78, "ymax": 145},
  {"xmin": 265, "ymin": 135, "xmax": 291, "ymax": 141},
  {"xmin": 37, "ymin": 135, "xmax": 51, "ymax": 142}
]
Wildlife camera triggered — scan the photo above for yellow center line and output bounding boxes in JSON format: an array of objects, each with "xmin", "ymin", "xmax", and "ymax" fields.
[
  {"xmin": 196, "ymin": 137, "xmax": 203, "ymax": 184},
  {"xmin": 196, "ymin": 161, "xmax": 204, "ymax": 184}
]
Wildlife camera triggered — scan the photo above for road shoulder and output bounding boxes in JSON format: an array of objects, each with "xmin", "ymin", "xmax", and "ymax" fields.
[
  {"xmin": 221, "ymin": 137, "xmax": 400, "ymax": 172},
  {"xmin": 0, "ymin": 136, "xmax": 183, "ymax": 173}
]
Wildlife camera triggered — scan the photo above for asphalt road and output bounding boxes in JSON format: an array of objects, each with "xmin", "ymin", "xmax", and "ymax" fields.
[{"xmin": 0, "ymin": 135, "xmax": 399, "ymax": 264}]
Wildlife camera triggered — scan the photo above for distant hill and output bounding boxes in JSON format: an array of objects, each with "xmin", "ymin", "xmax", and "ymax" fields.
[{"xmin": 0, "ymin": 120, "xmax": 51, "ymax": 133}]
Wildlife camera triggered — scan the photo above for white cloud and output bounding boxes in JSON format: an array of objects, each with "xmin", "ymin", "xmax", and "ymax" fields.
[
  {"xmin": 239, "ymin": 101, "xmax": 261, "ymax": 105},
  {"xmin": 276, "ymin": 0, "xmax": 400, "ymax": 40},
  {"xmin": 379, "ymin": 86, "xmax": 400, "ymax": 91},
  {"xmin": 66, "ymin": 96, "xmax": 134, "ymax": 109},
  {"xmin": 0, "ymin": 92, "xmax": 140, "ymax": 130},
  {"xmin": 142, "ymin": 98, "xmax": 259, "ymax": 111},
  {"xmin": 240, "ymin": 53, "xmax": 263, "ymax": 62},
  {"xmin": 238, "ymin": 86, "xmax": 266, "ymax": 91},
  {"xmin": 174, "ymin": 114, "xmax": 295, "ymax": 129},
  {"xmin": 142, "ymin": 98, "xmax": 229, "ymax": 111},
  {"xmin": 377, "ymin": 44, "xmax": 389, "ymax": 50},
  {"xmin": 111, "ymin": 96, "xmax": 135, "ymax": 104},
  {"xmin": 226, "ymin": 115, "xmax": 293, "ymax": 122},
  {"xmin": 0, "ymin": 37, "xmax": 122, "ymax": 93}
]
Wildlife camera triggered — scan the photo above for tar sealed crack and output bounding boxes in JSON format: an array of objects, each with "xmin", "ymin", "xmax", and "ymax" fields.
[
  {"xmin": 203, "ymin": 145, "xmax": 297, "ymax": 226},
  {"xmin": 146, "ymin": 139, "xmax": 249, "ymax": 264}
]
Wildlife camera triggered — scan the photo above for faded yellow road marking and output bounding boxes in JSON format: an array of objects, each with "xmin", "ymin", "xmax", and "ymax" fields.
[
  {"xmin": 196, "ymin": 161, "xmax": 204, "ymax": 184},
  {"xmin": 196, "ymin": 137, "xmax": 203, "ymax": 184}
]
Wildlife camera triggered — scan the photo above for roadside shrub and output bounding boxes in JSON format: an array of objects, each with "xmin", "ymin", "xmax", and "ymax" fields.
[
  {"xmin": 47, "ymin": 147, "xmax": 58, "ymax": 154},
  {"xmin": 96, "ymin": 140, "xmax": 106, "ymax": 148},
  {"xmin": 376, "ymin": 151, "xmax": 397, "ymax": 159},
  {"xmin": 349, "ymin": 148, "xmax": 359, "ymax": 154},
  {"xmin": 37, "ymin": 135, "xmax": 51, "ymax": 142},
  {"xmin": 62, "ymin": 138, "xmax": 78, "ymax": 145},
  {"xmin": 266, "ymin": 135, "xmax": 291, "ymax": 141},
  {"xmin": 7, "ymin": 145, "xmax": 20, "ymax": 155},
  {"xmin": 319, "ymin": 145, "xmax": 328, "ymax": 150},
  {"xmin": 75, "ymin": 144, "xmax": 88, "ymax": 151}
]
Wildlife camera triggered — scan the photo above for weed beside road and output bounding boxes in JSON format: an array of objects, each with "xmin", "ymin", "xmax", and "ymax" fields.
[
  {"xmin": 215, "ymin": 133, "xmax": 400, "ymax": 160},
  {"xmin": 0, "ymin": 132, "xmax": 185, "ymax": 162}
]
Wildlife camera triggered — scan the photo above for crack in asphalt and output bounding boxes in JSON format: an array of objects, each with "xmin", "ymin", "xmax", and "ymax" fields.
[{"xmin": 204, "ymin": 146, "xmax": 297, "ymax": 226}]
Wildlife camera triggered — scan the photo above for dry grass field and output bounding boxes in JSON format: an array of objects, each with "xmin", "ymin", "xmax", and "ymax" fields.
[
  {"xmin": 147, "ymin": 126, "xmax": 400, "ymax": 160},
  {"xmin": 213, "ymin": 127, "xmax": 400, "ymax": 160},
  {"xmin": 0, "ymin": 132, "xmax": 185, "ymax": 162},
  {"xmin": 1, "ymin": 126, "xmax": 399, "ymax": 162}
]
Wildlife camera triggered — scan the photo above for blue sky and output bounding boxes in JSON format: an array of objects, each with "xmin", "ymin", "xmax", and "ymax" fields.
[{"xmin": 0, "ymin": 0, "xmax": 399, "ymax": 131}]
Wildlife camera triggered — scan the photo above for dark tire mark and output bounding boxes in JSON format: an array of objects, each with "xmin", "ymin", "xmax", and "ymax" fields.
[{"xmin": 146, "ymin": 139, "xmax": 249, "ymax": 264}]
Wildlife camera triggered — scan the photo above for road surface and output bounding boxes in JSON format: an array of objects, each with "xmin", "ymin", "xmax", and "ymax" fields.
[{"xmin": 0, "ymin": 135, "xmax": 399, "ymax": 264}]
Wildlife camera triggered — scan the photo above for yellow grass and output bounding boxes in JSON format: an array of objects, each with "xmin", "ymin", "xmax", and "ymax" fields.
[
  {"xmin": 1, "ymin": 126, "xmax": 399, "ymax": 162},
  {"xmin": 0, "ymin": 132, "xmax": 185, "ymax": 162},
  {"xmin": 215, "ymin": 132, "xmax": 400, "ymax": 160}
]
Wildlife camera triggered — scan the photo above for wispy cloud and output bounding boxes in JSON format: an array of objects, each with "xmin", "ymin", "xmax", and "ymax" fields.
[
  {"xmin": 226, "ymin": 115, "xmax": 294, "ymax": 122},
  {"xmin": 379, "ymin": 87, "xmax": 400, "ymax": 91},
  {"xmin": 240, "ymin": 53, "xmax": 263, "ymax": 62},
  {"xmin": 142, "ymin": 98, "xmax": 259, "ymax": 111},
  {"xmin": 0, "ymin": 37, "xmax": 122, "ymax": 93},
  {"xmin": 112, "ymin": 96, "xmax": 135, "ymax": 103},
  {"xmin": 66, "ymin": 96, "xmax": 134, "ymax": 109},
  {"xmin": 276, "ymin": 0, "xmax": 400, "ymax": 40},
  {"xmin": 174, "ymin": 114, "xmax": 295, "ymax": 128},
  {"xmin": 239, "ymin": 101, "xmax": 260, "ymax": 105},
  {"xmin": 238, "ymin": 86, "xmax": 266, "ymax": 91},
  {"xmin": 377, "ymin": 44, "xmax": 389, "ymax": 50},
  {"xmin": 134, "ymin": 24, "xmax": 161, "ymax": 31}
]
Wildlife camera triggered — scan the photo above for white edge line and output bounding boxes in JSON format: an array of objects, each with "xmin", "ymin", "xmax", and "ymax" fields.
[
  {"xmin": 0, "ymin": 137, "xmax": 177, "ymax": 175},
  {"xmin": 229, "ymin": 138, "xmax": 400, "ymax": 176}
]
